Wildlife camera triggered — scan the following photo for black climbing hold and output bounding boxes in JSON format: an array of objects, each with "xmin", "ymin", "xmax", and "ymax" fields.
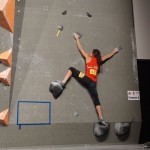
[
  {"xmin": 93, "ymin": 122, "xmax": 110, "ymax": 137},
  {"xmin": 87, "ymin": 12, "xmax": 92, "ymax": 17},
  {"xmin": 49, "ymin": 81, "xmax": 64, "ymax": 99},
  {"xmin": 62, "ymin": 10, "xmax": 67, "ymax": 15},
  {"xmin": 114, "ymin": 122, "xmax": 130, "ymax": 136},
  {"xmin": 144, "ymin": 142, "xmax": 150, "ymax": 148},
  {"xmin": 114, "ymin": 117, "xmax": 135, "ymax": 136}
]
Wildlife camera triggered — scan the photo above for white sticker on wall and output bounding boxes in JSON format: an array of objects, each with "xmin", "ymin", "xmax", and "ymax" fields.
[{"xmin": 127, "ymin": 91, "xmax": 140, "ymax": 100}]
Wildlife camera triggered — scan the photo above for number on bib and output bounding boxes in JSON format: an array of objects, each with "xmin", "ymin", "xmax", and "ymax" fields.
[{"xmin": 90, "ymin": 69, "xmax": 96, "ymax": 75}]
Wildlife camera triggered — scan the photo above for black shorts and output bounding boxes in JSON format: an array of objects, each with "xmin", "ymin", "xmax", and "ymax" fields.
[{"xmin": 69, "ymin": 67, "xmax": 101, "ymax": 106}]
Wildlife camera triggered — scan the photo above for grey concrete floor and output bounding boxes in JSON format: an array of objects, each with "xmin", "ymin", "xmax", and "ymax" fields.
[{"xmin": 0, "ymin": 144, "xmax": 144, "ymax": 150}]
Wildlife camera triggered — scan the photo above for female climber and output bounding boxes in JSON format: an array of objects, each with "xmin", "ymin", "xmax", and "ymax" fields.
[{"xmin": 59, "ymin": 33, "xmax": 119, "ymax": 126}]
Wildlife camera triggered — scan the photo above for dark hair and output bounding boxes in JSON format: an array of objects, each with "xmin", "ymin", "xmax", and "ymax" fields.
[{"xmin": 92, "ymin": 49, "xmax": 101, "ymax": 73}]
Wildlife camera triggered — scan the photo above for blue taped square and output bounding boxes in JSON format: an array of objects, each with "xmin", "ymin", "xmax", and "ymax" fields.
[{"xmin": 17, "ymin": 101, "xmax": 51, "ymax": 126}]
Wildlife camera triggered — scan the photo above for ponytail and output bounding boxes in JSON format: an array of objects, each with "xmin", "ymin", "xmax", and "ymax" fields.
[{"xmin": 92, "ymin": 49, "xmax": 101, "ymax": 73}]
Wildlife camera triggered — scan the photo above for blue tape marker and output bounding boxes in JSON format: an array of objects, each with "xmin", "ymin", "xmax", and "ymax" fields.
[{"xmin": 17, "ymin": 100, "xmax": 51, "ymax": 129}]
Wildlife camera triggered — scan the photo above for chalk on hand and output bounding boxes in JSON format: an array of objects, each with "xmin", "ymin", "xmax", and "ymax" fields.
[{"xmin": 73, "ymin": 32, "xmax": 83, "ymax": 39}]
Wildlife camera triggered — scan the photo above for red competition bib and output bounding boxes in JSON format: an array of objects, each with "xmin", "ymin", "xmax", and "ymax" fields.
[{"xmin": 85, "ymin": 56, "xmax": 98, "ymax": 82}]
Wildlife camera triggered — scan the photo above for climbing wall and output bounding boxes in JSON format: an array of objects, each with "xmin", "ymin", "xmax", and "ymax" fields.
[{"xmin": 0, "ymin": 0, "xmax": 141, "ymax": 148}]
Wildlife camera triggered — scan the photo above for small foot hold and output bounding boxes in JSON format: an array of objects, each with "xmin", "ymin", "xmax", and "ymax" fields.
[
  {"xmin": 87, "ymin": 12, "xmax": 92, "ymax": 17},
  {"xmin": 117, "ymin": 46, "xmax": 123, "ymax": 51},
  {"xmin": 62, "ymin": 10, "xmax": 67, "ymax": 15}
]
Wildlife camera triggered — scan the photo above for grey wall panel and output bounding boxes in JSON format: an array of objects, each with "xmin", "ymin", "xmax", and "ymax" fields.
[{"xmin": 133, "ymin": 0, "xmax": 150, "ymax": 60}]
